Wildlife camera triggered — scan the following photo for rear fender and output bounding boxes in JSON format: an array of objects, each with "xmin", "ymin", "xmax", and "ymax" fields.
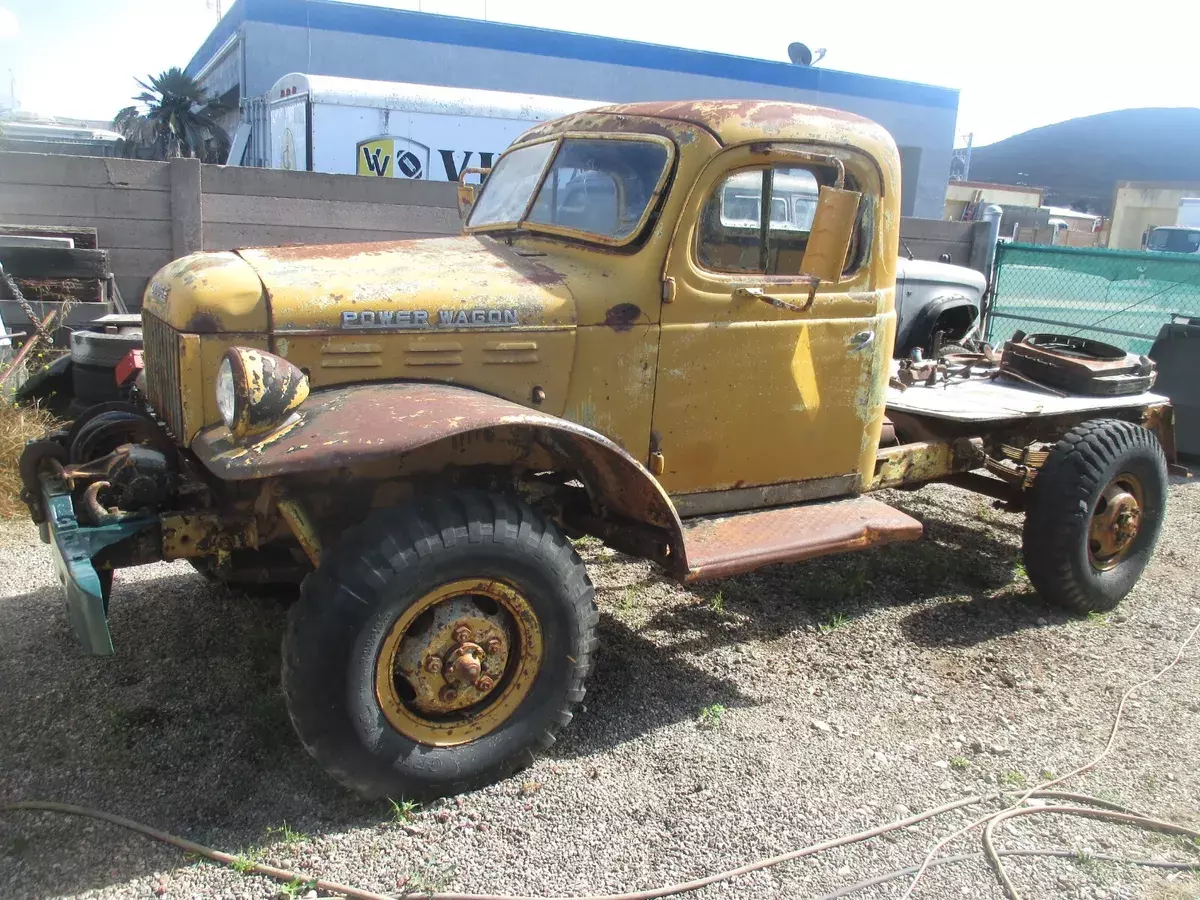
[{"xmin": 191, "ymin": 382, "xmax": 685, "ymax": 564}]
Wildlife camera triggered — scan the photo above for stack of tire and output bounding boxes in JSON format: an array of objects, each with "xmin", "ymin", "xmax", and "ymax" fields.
[{"xmin": 70, "ymin": 315, "xmax": 142, "ymax": 407}]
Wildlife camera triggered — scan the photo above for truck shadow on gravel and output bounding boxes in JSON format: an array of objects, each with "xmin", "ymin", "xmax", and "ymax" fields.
[
  {"xmin": 0, "ymin": 569, "xmax": 754, "ymax": 897},
  {"xmin": 640, "ymin": 501, "xmax": 1049, "ymax": 656},
  {"xmin": 0, "ymin": 494, "xmax": 1051, "ymax": 896}
]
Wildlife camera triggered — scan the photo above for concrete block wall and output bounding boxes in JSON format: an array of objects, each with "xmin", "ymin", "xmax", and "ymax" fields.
[{"xmin": 0, "ymin": 152, "xmax": 461, "ymax": 306}]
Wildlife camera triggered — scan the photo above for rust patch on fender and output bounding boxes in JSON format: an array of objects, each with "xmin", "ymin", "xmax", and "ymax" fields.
[
  {"xmin": 247, "ymin": 239, "xmax": 422, "ymax": 263},
  {"xmin": 190, "ymin": 381, "xmax": 685, "ymax": 559},
  {"xmin": 603, "ymin": 303, "xmax": 642, "ymax": 332},
  {"xmin": 184, "ymin": 311, "xmax": 221, "ymax": 334}
]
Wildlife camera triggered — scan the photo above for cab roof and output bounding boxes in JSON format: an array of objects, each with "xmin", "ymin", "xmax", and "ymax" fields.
[
  {"xmin": 584, "ymin": 99, "xmax": 884, "ymax": 147},
  {"xmin": 516, "ymin": 99, "xmax": 899, "ymax": 170}
]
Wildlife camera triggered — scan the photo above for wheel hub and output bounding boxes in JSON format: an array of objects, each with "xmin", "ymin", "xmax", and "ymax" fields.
[
  {"xmin": 374, "ymin": 578, "xmax": 541, "ymax": 746},
  {"xmin": 1088, "ymin": 476, "xmax": 1143, "ymax": 570}
]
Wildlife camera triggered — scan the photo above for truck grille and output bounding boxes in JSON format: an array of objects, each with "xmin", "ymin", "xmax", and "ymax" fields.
[{"xmin": 142, "ymin": 313, "xmax": 184, "ymax": 439}]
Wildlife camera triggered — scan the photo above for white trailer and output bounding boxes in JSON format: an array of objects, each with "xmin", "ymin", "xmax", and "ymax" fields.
[{"xmin": 229, "ymin": 74, "xmax": 600, "ymax": 181}]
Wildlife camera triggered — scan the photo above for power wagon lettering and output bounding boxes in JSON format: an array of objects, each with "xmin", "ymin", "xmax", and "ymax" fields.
[{"xmin": 341, "ymin": 309, "xmax": 519, "ymax": 329}]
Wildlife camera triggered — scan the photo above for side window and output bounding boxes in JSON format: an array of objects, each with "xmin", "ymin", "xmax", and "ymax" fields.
[{"xmin": 697, "ymin": 165, "xmax": 842, "ymax": 275}]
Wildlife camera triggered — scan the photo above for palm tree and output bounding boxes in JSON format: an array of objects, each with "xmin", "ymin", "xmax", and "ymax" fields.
[{"xmin": 113, "ymin": 68, "xmax": 229, "ymax": 162}]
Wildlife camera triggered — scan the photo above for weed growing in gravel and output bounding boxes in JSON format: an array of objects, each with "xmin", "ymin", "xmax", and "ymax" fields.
[
  {"xmin": 277, "ymin": 877, "xmax": 317, "ymax": 898},
  {"xmin": 1086, "ymin": 611, "xmax": 1110, "ymax": 626},
  {"xmin": 616, "ymin": 588, "xmax": 638, "ymax": 611},
  {"xmin": 1012, "ymin": 560, "xmax": 1027, "ymax": 580},
  {"xmin": 388, "ymin": 797, "xmax": 420, "ymax": 824},
  {"xmin": 818, "ymin": 613, "xmax": 849, "ymax": 634},
  {"xmin": 520, "ymin": 780, "xmax": 543, "ymax": 796},
  {"xmin": 1000, "ymin": 770, "xmax": 1026, "ymax": 787},
  {"xmin": 573, "ymin": 535, "xmax": 601, "ymax": 549},
  {"xmin": 949, "ymin": 756, "xmax": 970, "ymax": 771},
  {"xmin": 1040, "ymin": 768, "xmax": 1056, "ymax": 782},
  {"xmin": 698, "ymin": 703, "xmax": 725, "ymax": 729},
  {"xmin": 267, "ymin": 821, "xmax": 308, "ymax": 845},
  {"xmin": 400, "ymin": 861, "xmax": 458, "ymax": 895},
  {"xmin": 708, "ymin": 590, "xmax": 725, "ymax": 613},
  {"xmin": 1073, "ymin": 849, "xmax": 1105, "ymax": 881},
  {"xmin": 231, "ymin": 853, "xmax": 258, "ymax": 874}
]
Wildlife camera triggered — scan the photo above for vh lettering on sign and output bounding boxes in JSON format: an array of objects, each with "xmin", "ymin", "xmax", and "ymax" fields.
[{"xmin": 355, "ymin": 137, "xmax": 494, "ymax": 182}]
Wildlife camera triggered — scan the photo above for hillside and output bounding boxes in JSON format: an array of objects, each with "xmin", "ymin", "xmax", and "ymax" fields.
[{"xmin": 961, "ymin": 107, "xmax": 1200, "ymax": 214}]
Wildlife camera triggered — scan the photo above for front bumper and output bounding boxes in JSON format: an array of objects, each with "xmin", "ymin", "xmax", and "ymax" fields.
[{"xmin": 39, "ymin": 474, "xmax": 156, "ymax": 656}]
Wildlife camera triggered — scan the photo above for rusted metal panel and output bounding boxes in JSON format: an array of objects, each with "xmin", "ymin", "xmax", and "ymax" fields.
[
  {"xmin": 236, "ymin": 235, "xmax": 574, "ymax": 335},
  {"xmin": 681, "ymin": 494, "xmax": 922, "ymax": 582},
  {"xmin": 1141, "ymin": 402, "xmax": 1177, "ymax": 464},
  {"xmin": 869, "ymin": 437, "xmax": 985, "ymax": 491},
  {"xmin": 191, "ymin": 381, "xmax": 685, "ymax": 557},
  {"xmin": 160, "ymin": 511, "xmax": 259, "ymax": 559},
  {"xmin": 277, "ymin": 495, "xmax": 322, "ymax": 566}
]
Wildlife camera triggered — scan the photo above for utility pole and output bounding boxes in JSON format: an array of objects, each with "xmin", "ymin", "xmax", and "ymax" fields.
[{"xmin": 962, "ymin": 131, "xmax": 973, "ymax": 181}]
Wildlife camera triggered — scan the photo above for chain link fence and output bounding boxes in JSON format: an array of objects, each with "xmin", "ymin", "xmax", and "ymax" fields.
[{"xmin": 983, "ymin": 243, "xmax": 1200, "ymax": 355}]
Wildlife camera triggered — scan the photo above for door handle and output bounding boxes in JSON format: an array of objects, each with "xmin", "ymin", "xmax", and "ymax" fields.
[
  {"xmin": 848, "ymin": 330, "xmax": 875, "ymax": 350},
  {"xmin": 732, "ymin": 286, "xmax": 816, "ymax": 313}
]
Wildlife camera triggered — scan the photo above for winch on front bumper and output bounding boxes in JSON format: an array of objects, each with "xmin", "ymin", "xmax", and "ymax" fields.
[
  {"xmin": 37, "ymin": 471, "xmax": 158, "ymax": 655},
  {"xmin": 20, "ymin": 403, "xmax": 180, "ymax": 655}
]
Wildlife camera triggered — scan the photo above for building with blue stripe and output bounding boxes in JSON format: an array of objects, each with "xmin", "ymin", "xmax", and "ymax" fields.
[{"xmin": 187, "ymin": 0, "xmax": 958, "ymax": 217}]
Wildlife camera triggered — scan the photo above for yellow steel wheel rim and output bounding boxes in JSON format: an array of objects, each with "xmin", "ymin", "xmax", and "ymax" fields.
[
  {"xmin": 1088, "ymin": 472, "xmax": 1144, "ymax": 571},
  {"xmin": 374, "ymin": 578, "xmax": 543, "ymax": 747}
]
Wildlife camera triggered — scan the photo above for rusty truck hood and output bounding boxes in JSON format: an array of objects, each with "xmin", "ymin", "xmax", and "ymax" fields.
[{"xmin": 234, "ymin": 235, "xmax": 576, "ymax": 333}]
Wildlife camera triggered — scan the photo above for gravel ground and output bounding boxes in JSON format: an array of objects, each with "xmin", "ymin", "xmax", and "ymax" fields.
[{"xmin": 2, "ymin": 477, "xmax": 1199, "ymax": 900}]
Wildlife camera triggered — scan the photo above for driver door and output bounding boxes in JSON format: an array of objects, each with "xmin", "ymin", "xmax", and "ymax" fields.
[{"xmin": 650, "ymin": 144, "xmax": 893, "ymax": 512}]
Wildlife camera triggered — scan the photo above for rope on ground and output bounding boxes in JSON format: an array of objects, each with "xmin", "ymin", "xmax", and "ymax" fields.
[
  {"xmin": 899, "ymin": 615, "xmax": 1200, "ymax": 899},
  {"xmin": 814, "ymin": 848, "xmax": 1200, "ymax": 900}
]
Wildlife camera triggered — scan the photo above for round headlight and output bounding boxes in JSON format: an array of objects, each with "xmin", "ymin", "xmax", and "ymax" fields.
[
  {"xmin": 217, "ymin": 347, "xmax": 309, "ymax": 442},
  {"xmin": 216, "ymin": 357, "xmax": 236, "ymax": 427}
]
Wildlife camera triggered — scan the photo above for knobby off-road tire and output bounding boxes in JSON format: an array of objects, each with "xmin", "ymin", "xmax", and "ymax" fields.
[
  {"xmin": 1022, "ymin": 419, "xmax": 1167, "ymax": 614},
  {"xmin": 282, "ymin": 491, "xmax": 597, "ymax": 799}
]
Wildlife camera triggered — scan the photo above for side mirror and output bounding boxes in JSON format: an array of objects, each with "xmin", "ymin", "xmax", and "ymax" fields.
[
  {"xmin": 799, "ymin": 185, "xmax": 862, "ymax": 283},
  {"xmin": 457, "ymin": 167, "xmax": 491, "ymax": 221}
]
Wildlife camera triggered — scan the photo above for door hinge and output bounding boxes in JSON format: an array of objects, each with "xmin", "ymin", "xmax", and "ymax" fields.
[
  {"xmin": 661, "ymin": 277, "xmax": 676, "ymax": 303},
  {"xmin": 649, "ymin": 451, "xmax": 665, "ymax": 476}
]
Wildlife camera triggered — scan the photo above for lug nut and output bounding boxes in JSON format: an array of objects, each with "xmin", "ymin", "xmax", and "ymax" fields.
[
  {"xmin": 475, "ymin": 675, "xmax": 495, "ymax": 692},
  {"xmin": 424, "ymin": 656, "xmax": 442, "ymax": 674},
  {"xmin": 439, "ymin": 685, "xmax": 459, "ymax": 703},
  {"xmin": 452, "ymin": 624, "xmax": 473, "ymax": 644},
  {"xmin": 485, "ymin": 638, "xmax": 503, "ymax": 654}
]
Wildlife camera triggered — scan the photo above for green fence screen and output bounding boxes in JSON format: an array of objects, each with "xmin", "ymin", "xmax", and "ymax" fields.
[{"xmin": 984, "ymin": 243, "xmax": 1200, "ymax": 355}]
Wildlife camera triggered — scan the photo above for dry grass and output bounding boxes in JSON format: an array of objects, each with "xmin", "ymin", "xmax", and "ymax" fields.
[{"xmin": 0, "ymin": 401, "xmax": 59, "ymax": 518}]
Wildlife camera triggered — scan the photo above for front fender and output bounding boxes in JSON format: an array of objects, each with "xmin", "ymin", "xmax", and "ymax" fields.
[{"xmin": 191, "ymin": 382, "xmax": 684, "ymax": 560}]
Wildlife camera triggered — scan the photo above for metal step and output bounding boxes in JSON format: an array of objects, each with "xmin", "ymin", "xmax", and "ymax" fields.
[{"xmin": 681, "ymin": 494, "xmax": 923, "ymax": 582}]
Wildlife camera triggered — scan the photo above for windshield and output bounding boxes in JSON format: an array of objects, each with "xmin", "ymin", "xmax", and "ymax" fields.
[
  {"xmin": 467, "ymin": 137, "xmax": 671, "ymax": 243},
  {"xmin": 1148, "ymin": 228, "xmax": 1200, "ymax": 254}
]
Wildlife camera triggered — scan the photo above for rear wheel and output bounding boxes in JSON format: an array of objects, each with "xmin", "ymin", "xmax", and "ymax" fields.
[
  {"xmin": 1022, "ymin": 419, "xmax": 1167, "ymax": 613},
  {"xmin": 282, "ymin": 491, "xmax": 596, "ymax": 799}
]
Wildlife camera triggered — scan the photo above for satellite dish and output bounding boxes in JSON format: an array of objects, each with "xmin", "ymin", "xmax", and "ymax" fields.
[
  {"xmin": 787, "ymin": 43, "xmax": 826, "ymax": 66},
  {"xmin": 787, "ymin": 42, "xmax": 812, "ymax": 66}
]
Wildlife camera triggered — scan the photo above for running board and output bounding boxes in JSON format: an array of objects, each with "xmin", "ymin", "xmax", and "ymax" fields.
[{"xmin": 680, "ymin": 494, "xmax": 923, "ymax": 582}]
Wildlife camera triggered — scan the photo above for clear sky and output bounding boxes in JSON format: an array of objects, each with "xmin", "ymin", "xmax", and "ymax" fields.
[{"xmin": 1, "ymin": 0, "xmax": 1196, "ymax": 146}]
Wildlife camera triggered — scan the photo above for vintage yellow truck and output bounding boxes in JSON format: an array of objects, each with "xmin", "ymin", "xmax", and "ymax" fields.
[{"xmin": 20, "ymin": 100, "xmax": 1172, "ymax": 798}]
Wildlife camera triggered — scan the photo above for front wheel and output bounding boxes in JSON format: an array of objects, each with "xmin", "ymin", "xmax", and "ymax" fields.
[
  {"xmin": 1022, "ymin": 419, "xmax": 1167, "ymax": 613},
  {"xmin": 282, "ymin": 491, "xmax": 597, "ymax": 799}
]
